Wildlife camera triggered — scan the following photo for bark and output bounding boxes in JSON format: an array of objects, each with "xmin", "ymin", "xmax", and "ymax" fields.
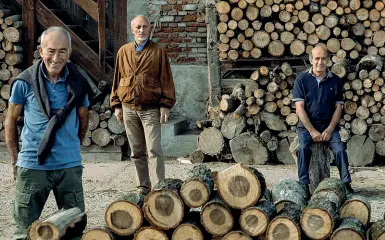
[
  {"xmin": 331, "ymin": 217, "xmax": 365, "ymax": 240},
  {"xmin": 240, "ymin": 200, "xmax": 276, "ymax": 237},
  {"xmin": 266, "ymin": 203, "xmax": 302, "ymax": 240},
  {"xmin": 272, "ymin": 179, "xmax": 309, "ymax": 211}
]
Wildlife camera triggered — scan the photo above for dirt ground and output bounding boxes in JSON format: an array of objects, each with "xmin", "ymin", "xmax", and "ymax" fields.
[{"xmin": 1, "ymin": 160, "xmax": 385, "ymax": 239}]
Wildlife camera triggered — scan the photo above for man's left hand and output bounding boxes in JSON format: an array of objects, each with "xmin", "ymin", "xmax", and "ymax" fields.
[
  {"xmin": 160, "ymin": 107, "xmax": 170, "ymax": 123},
  {"xmin": 321, "ymin": 128, "xmax": 333, "ymax": 141}
]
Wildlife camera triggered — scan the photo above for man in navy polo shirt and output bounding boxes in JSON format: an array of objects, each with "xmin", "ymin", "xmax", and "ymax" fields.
[{"xmin": 293, "ymin": 44, "xmax": 353, "ymax": 193}]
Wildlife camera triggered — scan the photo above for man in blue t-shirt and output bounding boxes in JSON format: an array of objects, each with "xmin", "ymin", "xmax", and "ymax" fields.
[
  {"xmin": 293, "ymin": 44, "xmax": 353, "ymax": 193},
  {"xmin": 5, "ymin": 27, "xmax": 89, "ymax": 239}
]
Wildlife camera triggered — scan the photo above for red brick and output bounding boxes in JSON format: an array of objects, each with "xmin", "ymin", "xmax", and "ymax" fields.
[
  {"xmin": 187, "ymin": 22, "xmax": 206, "ymax": 27},
  {"xmin": 169, "ymin": 42, "xmax": 179, "ymax": 48},
  {"xmin": 173, "ymin": 27, "xmax": 185, "ymax": 32},
  {"xmin": 182, "ymin": 15, "xmax": 196, "ymax": 22},
  {"xmin": 168, "ymin": 53, "xmax": 179, "ymax": 58},
  {"xmin": 177, "ymin": 57, "xmax": 197, "ymax": 63},
  {"xmin": 182, "ymin": 0, "xmax": 188, "ymax": 4},
  {"xmin": 161, "ymin": 28, "xmax": 173, "ymax": 33},
  {"xmin": 162, "ymin": 5, "xmax": 173, "ymax": 11},
  {"xmin": 186, "ymin": 27, "xmax": 198, "ymax": 32},
  {"xmin": 153, "ymin": 32, "xmax": 169, "ymax": 38},
  {"xmin": 169, "ymin": 23, "xmax": 178, "ymax": 27},
  {"xmin": 175, "ymin": 5, "xmax": 183, "ymax": 11},
  {"xmin": 159, "ymin": 38, "xmax": 173, "ymax": 43},
  {"xmin": 168, "ymin": 48, "xmax": 182, "ymax": 53}
]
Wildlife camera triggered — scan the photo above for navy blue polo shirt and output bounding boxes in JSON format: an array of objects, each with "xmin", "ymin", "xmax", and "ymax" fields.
[{"xmin": 293, "ymin": 68, "xmax": 343, "ymax": 131}]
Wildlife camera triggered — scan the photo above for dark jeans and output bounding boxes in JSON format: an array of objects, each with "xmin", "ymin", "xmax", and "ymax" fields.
[
  {"xmin": 296, "ymin": 127, "xmax": 351, "ymax": 184},
  {"xmin": 13, "ymin": 166, "xmax": 85, "ymax": 240}
]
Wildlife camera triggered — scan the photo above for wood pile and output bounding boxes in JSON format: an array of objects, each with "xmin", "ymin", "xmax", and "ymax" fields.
[
  {"xmin": 46, "ymin": 164, "xmax": 383, "ymax": 240},
  {"xmin": 216, "ymin": 0, "xmax": 385, "ymax": 63}
]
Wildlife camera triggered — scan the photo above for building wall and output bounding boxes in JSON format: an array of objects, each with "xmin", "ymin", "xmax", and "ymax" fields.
[{"xmin": 127, "ymin": 0, "xmax": 209, "ymax": 121}]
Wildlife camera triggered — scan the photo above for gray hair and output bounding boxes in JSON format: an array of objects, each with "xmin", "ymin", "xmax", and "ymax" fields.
[
  {"xmin": 40, "ymin": 26, "xmax": 71, "ymax": 48},
  {"xmin": 309, "ymin": 43, "xmax": 329, "ymax": 63},
  {"xmin": 130, "ymin": 15, "xmax": 151, "ymax": 28}
]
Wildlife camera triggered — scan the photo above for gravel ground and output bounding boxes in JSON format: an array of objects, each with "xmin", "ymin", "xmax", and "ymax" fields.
[{"xmin": 0, "ymin": 160, "xmax": 385, "ymax": 239}]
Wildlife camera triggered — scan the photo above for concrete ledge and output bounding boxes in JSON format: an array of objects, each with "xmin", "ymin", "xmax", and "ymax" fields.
[{"xmin": 162, "ymin": 134, "xmax": 198, "ymax": 157}]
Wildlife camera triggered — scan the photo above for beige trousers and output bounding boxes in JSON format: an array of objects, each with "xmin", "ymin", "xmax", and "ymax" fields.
[{"xmin": 123, "ymin": 106, "xmax": 165, "ymax": 192}]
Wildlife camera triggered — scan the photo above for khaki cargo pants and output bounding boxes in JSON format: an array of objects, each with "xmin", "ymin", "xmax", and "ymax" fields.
[
  {"xmin": 123, "ymin": 106, "xmax": 165, "ymax": 193},
  {"xmin": 13, "ymin": 166, "xmax": 84, "ymax": 240}
]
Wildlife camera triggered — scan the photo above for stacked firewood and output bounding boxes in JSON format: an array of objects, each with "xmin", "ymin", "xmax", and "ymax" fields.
[
  {"xmin": 27, "ymin": 164, "xmax": 385, "ymax": 240},
  {"xmin": 216, "ymin": 0, "xmax": 385, "ymax": 62},
  {"xmin": 83, "ymin": 94, "xmax": 127, "ymax": 148},
  {"xmin": 0, "ymin": 9, "xmax": 23, "ymax": 142},
  {"xmin": 196, "ymin": 62, "xmax": 298, "ymax": 165}
]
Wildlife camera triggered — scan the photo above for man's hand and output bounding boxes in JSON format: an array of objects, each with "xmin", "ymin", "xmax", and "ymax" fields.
[
  {"xmin": 12, "ymin": 164, "xmax": 17, "ymax": 181},
  {"xmin": 115, "ymin": 108, "xmax": 123, "ymax": 124},
  {"xmin": 321, "ymin": 127, "xmax": 333, "ymax": 142},
  {"xmin": 309, "ymin": 129, "xmax": 322, "ymax": 142},
  {"xmin": 160, "ymin": 107, "xmax": 170, "ymax": 123}
]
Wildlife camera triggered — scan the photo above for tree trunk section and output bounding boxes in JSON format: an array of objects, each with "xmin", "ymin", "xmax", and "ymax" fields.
[
  {"xmin": 143, "ymin": 179, "xmax": 185, "ymax": 230},
  {"xmin": 272, "ymin": 179, "xmax": 309, "ymax": 211},
  {"xmin": 105, "ymin": 193, "xmax": 145, "ymax": 236},
  {"xmin": 172, "ymin": 211, "xmax": 205, "ymax": 240},
  {"xmin": 331, "ymin": 217, "xmax": 365, "ymax": 240},
  {"xmin": 266, "ymin": 203, "xmax": 302, "ymax": 240},
  {"xmin": 28, "ymin": 208, "xmax": 86, "ymax": 240},
  {"xmin": 91, "ymin": 128, "xmax": 111, "ymax": 147},
  {"xmin": 277, "ymin": 138, "xmax": 296, "ymax": 165},
  {"xmin": 369, "ymin": 220, "xmax": 385, "ymax": 240},
  {"xmin": 229, "ymin": 132, "xmax": 268, "ymax": 164},
  {"xmin": 212, "ymin": 164, "xmax": 266, "ymax": 209},
  {"xmin": 180, "ymin": 165, "xmax": 214, "ymax": 208},
  {"xmin": 198, "ymin": 127, "xmax": 224, "ymax": 156},
  {"xmin": 240, "ymin": 200, "xmax": 276, "ymax": 237},
  {"xmin": 82, "ymin": 227, "xmax": 116, "ymax": 240},
  {"xmin": 201, "ymin": 191, "xmax": 234, "ymax": 236},
  {"xmin": 134, "ymin": 227, "xmax": 168, "ymax": 240},
  {"xmin": 261, "ymin": 111, "xmax": 287, "ymax": 131},
  {"xmin": 340, "ymin": 194, "xmax": 371, "ymax": 227},
  {"xmin": 368, "ymin": 124, "xmax": 385, "ymax": 142},
  {"xmin": 347, "ymin": 135, "xmax": 375, "ymax": 166},
  {"xmin": 223, "ymin": 231, "xmax": 252, "ymax": 240},
  {"xmin": 221, "ymin": 115, "xmax": 246, "ymax": 139}
]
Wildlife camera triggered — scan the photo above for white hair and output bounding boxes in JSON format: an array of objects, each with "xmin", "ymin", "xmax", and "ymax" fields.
[
  {"xmin": 130, "ymin": 15, "xmax": 151, "ymax": 28},
  {"xmin": 40, "ymin": 26, "xmax": 71, "ymax": 48}
]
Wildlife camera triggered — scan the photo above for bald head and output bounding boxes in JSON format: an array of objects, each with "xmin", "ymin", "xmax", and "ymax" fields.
[{"xmin": 130, "ymin": 15, "xmax": 151, "ymax": 44}]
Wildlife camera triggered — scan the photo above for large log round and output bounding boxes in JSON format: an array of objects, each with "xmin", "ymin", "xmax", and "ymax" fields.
[
  {"xmin": 240, "ymin": 200, "xmax": 276, "ymax": 237},
  {"xmin": 331, "ymin": 217, "xmax": 365, "ymax": 240},
  {"xmin": 198, "ymin": 127, "xmax": 224, "ymax": 156},
  {"xmin": 271, "ymin": 179, "xmax": 309, "ymax": 211},
  {"xmin": 266, "ymin": 203, "xmax": 302, "ymax": 240},
  {"xmin": 229, "ymin": 132, "xmax": 268, "ymax": 165},
  {"xmin": 347, "ymin": 135, "xmax": 375, "ymax": 166},
  {"xmin": 340, "ymin": 195, "xmax": 371, "ymax": 227}
]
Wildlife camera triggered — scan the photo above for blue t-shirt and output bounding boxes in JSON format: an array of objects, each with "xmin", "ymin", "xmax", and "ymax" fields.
[
  {"xmin": 293, "ymin": 68, "xmax": 343, "ymax": 132},
  {"xmin": 9, "ymin": 64, "xmax": 89, "ymax": 170}
]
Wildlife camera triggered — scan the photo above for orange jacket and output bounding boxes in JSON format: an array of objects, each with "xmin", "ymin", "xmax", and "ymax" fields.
[{"xmin": 110, "ymin": 41, "xmax": 176, "ymax": 110}]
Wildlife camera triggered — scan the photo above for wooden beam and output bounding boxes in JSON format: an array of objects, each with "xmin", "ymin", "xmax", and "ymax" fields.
[
  {"xmin": 114, "ymin": 0, "xmax": 127, "ymax": 56},
  {"xmin": 75, "ymin": 0, "xmax": 98, "ymax": 22},
  {"xmin": 22, "ymin": 0, "xmax": 36, "ymax": 67},
  {"xmin": 206, "ymin": 0, "xmax": 221, "ymax": 106},
  {"xmin": 98, "ymin": 0, "xmax": 106, "ymax": 72},
  {"xmin": 35, "ymin": 0, "xmax": 111, "ymax": 86}
]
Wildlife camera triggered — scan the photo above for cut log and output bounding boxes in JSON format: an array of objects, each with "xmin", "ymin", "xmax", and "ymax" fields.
[
  {"xmin": 290, "ymin": 39, "xmax": 305, "ymax": 56},
  {"xmin": 198, "ymin": 127, "xmax": 224, "ymax": 156},
  {"xmin": 229, "ymin": 132, "xmax": 268, "ymax": 164},
  {"xmin": 3, "ymin": 27, "xmax": 22, "ymax": 42},
  {"xmin": 107, "ymin": 115, "xmax": 125, "ymax": 134},
  {"xmin": 351, "ymin": 118, "xmax": 367, "ymax": 135},
  {"xmin": 246, "ymin": 5, "xmax": 259, "ymax": 21},
  {"xmin": 201, "ymin": 191, "xmax": 234, "ymax": 236},
  {"xmin": 82, "ymin": 227, "xmax": 115, "ymax": 240},
  {"xmin": 110, "ymin": 134, "xmax": 126, "ymax": 146},
  {"xmin": 252, "ymin": 31, "xmax": 270, "ymax": 48},
  {"xmin": 180, "ymin": 165, "xmax": 214, "ymax": 208},
  {"xmin": 5, "ymin": 53, "xmax": 23, "ymax": 66},
  {"xmin": 260, "ymin": 111, "xmax": 287, "ymax": 131},
  {"xmin": 266, "ymin": 203, "xmax": 302, "ymax": 240},
  {"xmin": 309, "ymin": 143, "xmax": 332, "ymax": 193},
  {"xmin": 28, "ymin": 208, "xmax": 86, "ymax": 240},
  {"xmin": 368, "ymin": 124, "xmax": 385, "ymax": 142},
  {"xmin": 276, "ymin": 138, "xmax": 296, "ymax": 165},
  {"xmin": 143, "ymin": 179, "xmax": 184, "ymax": 230},
  {"xmin": 268, "ymin": 40, "xmax": 285, "ymax": 57},
  {"xmin": 240, "ymin": 200, "xmax": 276, "ymax": 237},
  {"xmin": 221, "ymin": 115, "xmax": 246, "ymax": 139},
  {"xmin": 376, "ymin": 140, "xmax": 385, "ymax": 156},
  {"xmin": 212, "ymin": 164, "xmax": 266, "ymax": 209},
  {"xmin": 331, "ymin": 217, "xmax": 365, "ymax": 240},
  {"xmin": 216, "ymin": 1, "xmax": 231, "ymax": 14},
  {"xmin": 105, "ymin": 192, "xmax": 144, "ymax": 236},
  {"xmin": 88, "ymin": 110, "xmax": 100, "ymax": 131},
  {"xmin": 172, "ymin": 211, "xmax": 205, "ymax": 240},
  {"xmin": 91, "ymin": 128, "xmax": 111, "ymax": 147},
  {"xmin": 340, "ymin": 195, "xmax": 371, "ymax": 227},
  {"xmin": 331, "ymin": 59, "xmax": 349, "ymax": 78},
  {"xmin": 286, "ymin": 113, "xmax": 298, "ymax": 126},
  {"xmin": 369, "ymin": 220, "xmax": 385, "ymax": 240},
  {"xmin": 339, "ymin": 128, "xmax": 351, "ymax": 142},
  {"xmin": 220, "ymin": 98, "xmax": 238, "ymax": 112},
  {"xmin": 134, "ymin": 227, "xmax": 168, "ymax": 240},
  {"xmin": 373, "ymin": 30, "xmax": 385, "ymax": 47},
  {"xmin": 357, "ymin": 54, "xmax": 383, "ymax": 72},
  {"xmin": 222, "ymin": 231, "xmax": 252, "ymax": 240},
  {"xmin": 356, "ymin": 106, "xmax": 370, "ymax": 120},
  {"xmin": 272, "ymin": 179, "xmax": 309, "ymax": 212},
  {"xmin": 347, "ymin": 135, "xmax": 375, "ymax": 166},
  {"xmin": 301, "ymin": 190, "xmax": 341, "ymax": 239},
  {"xmin": 267, "ymin": 136, "xmax": 278, "ymax": 152}
]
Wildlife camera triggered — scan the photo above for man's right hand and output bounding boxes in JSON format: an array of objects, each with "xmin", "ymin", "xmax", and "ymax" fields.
[
  {"xmin": 114, "ymin": 108, "xmax": 123, "ymax": 124},
  {"xmin": 12, "ymin": 164, "xmax": 17, "ymax": 181},
  {"xmin": 309, "ymin": 129, "xmax": 322, "ymax": 142}
]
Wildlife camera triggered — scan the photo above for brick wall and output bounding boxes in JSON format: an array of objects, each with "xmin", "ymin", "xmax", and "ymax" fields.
[{"xmin": 150, "ymin": 0, "xmax": 207, "ymax": 64}]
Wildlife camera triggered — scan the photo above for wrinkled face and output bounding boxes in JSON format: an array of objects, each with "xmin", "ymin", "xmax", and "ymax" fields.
[
  {"xmin": 39, "ymin": 32, "xmax": 72, "ymax": 79},
  {"xmin": 131, "ymin": 16, "xmax": 151, "ymax": 44},
  {"xmin": 311, "ymin": 47, "xmax": 328, "ymax": 74}
]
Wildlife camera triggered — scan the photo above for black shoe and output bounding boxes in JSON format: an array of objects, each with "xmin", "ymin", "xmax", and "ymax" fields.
[
  {"xmin": 301, "ymin": 183, "xmax": 310, "ymax": 197},
  {"xmin": 344, "ymin": 182, "xmax": 354, "ymax": 194}
]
